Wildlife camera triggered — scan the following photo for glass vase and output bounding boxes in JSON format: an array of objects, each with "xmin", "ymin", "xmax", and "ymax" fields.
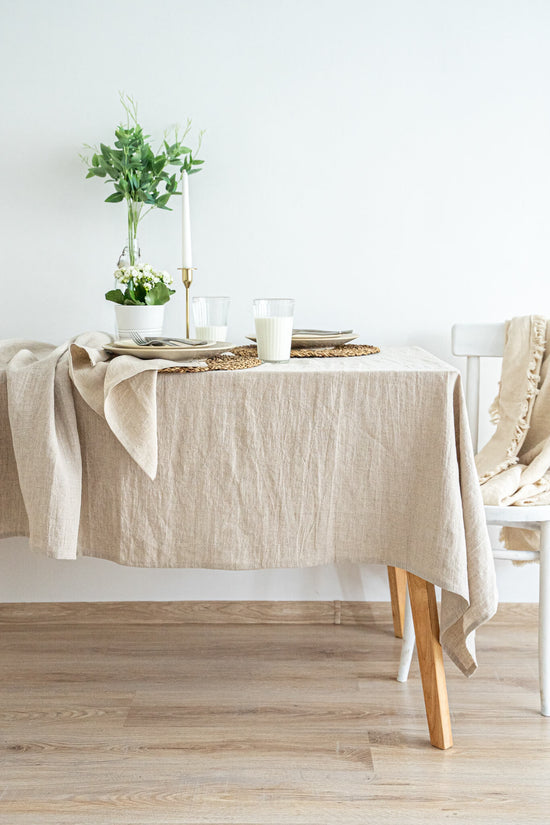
[
  {"xmin": 117, "ymin": 202, "xmax": 143, "ymax": 268},
  {"xmin": 117, "ymin": 237, "xmax": 141, "ymax": 269}
]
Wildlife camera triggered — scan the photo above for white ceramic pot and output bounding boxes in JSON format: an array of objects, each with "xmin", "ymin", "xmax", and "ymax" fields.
[{"xmin": 114, "ymin": 304, "xmax": 165, "ymax": 340}]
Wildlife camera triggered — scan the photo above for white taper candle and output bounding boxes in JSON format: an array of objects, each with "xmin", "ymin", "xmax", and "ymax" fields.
[{"xmin": 181, "ymin": 170, "xmax": 193, "ymax": 268}]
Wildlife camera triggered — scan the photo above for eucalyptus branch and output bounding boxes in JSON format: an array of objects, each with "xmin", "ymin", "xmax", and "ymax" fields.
[{"xmin": 83, "ymin": 95, "xmax": 205, "ymax": 264}]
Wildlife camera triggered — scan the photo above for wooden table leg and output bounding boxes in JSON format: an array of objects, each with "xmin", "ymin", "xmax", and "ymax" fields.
[
  {"xmin": 407, "ymin": 572, "xmax": 453, "ymax": 750},
  {"xmin": 387, "ymin": 566, "xmax": 407, "ymax": 638}
]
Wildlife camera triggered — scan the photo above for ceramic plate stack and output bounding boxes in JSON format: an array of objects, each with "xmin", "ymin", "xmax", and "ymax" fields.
[
  {"xmin": 105, "ymin": 340, "xmax": 233, "ymax": 361},
  {"xmin": 246, "ymin": 330, "xmax": 358, "ymax": 349}
]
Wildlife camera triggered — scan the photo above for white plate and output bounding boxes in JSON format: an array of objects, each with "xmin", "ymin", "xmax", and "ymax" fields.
[
  {"xmin": 105, "ymin": 340, "xmax": 234, "ymax": 361},
  {"xmin": 246, "ymin": 332, "xmax": 359, "ymax": 349}
]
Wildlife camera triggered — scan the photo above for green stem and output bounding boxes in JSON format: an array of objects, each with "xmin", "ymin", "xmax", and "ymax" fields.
[
  {"xmin": 127, "ymin": 202, "xmax": 134, "ymax": 266},
  {"xmin": 127, "ymin": 200, "xmax": 140, "ymax": 266}
]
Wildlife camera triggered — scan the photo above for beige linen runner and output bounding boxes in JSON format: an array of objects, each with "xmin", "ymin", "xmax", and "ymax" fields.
[
  {"xmin": 476, "ymin": 316, "xmax": 550, "ymax": 552},
  {"xmin": 2, "ymin": 338, "xmax": 82, "ymax": 559},
  {"xmin": 0, "ymin": 332, "xmax": 177, "ymax": 558},
  {"xmin": 0, "ymin": 341, "xmax": 497, "ymax": 677}
]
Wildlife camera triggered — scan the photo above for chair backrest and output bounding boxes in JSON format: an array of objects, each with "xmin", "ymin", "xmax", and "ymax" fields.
[{"xmin": 452, "ymin": 323, "xmax": 505, "ymax": 453}]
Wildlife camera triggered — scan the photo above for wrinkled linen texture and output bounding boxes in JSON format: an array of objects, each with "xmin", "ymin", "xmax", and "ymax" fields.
[
  {"xmin": 476, "ymin": 316, "xmax": 550, "ymax": 552},
  {"xmin": 1, "ymin": 332, "xmax": 171, "ymax": 559},
  {"xmin": 0, "ymin": 336, "xmax": 497, "ymax": 676}
]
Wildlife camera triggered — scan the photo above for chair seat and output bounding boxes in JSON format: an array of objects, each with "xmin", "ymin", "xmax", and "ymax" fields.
[{"xmin": 484, "ymin": 503, "xmax": 550, "ymax": 524}]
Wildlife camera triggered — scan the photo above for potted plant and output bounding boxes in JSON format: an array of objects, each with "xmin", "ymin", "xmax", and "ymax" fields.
[
  {"xmin": 107, "ymin": 263, "xmax": 175, "ymax": 339},
  {"xmin": 82, "ymin": 94, "xmax": 204, "ymax": 335}
]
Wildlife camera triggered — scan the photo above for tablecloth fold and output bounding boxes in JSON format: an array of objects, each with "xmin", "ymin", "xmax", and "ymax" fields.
[
  {"xmin": 69, "ymin": 334, "xmax": 162, "ymax": 480},
  {"xmin": 0, "ymin": 332, "xmax": 177, "ymax": 557}
]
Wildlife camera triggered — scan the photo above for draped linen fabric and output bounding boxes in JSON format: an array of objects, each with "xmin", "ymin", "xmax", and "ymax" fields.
[
  {"xmin": 0, "ymin": 332, "xmax": 174, "ymax": 557},
  {"xmin": 476, "ymin": 316, "xmax": 550, "ymax": 552},
  {"xmin": 0, "ymin": 335, "xmax": 497, "ymax": 676}
]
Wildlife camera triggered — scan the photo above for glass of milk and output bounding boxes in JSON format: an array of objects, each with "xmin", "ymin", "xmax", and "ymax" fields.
[
  {"xmin": 253, "ymin": 298, "xmax": 295, "ymax": 363},
  {"xmin": 192, "ymin": 297, "xmax": 230, "ymax": 342}
]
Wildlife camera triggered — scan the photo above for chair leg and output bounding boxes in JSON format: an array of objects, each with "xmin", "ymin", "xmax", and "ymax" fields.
[
  {"xmin": 407, "ymin": 572, "xmax": 453, "ymax": 749},
  {"xmin": 397, "ymin": 587, "xmax": 415, "ymax": 682},
  {"xmin": 387, "ymin": 566, "xmax": 407, "ymax": 638},
  {"xmin": 540, "ymin": 523, "xmax": 550, "ymax": 716}
]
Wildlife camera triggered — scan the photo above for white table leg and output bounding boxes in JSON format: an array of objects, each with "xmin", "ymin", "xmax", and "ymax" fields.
[{"xmin": 540, "ymin": 522, "xmax": 550, "ymax": 716}]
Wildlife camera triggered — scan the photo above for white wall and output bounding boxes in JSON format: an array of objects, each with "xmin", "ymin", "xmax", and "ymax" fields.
[{"xmin": 0, "ymin": 0, "xmax": 547, "ymax": 602}]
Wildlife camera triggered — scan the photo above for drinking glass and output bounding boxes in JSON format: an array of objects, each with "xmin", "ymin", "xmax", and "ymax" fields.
[
  {"xmin": 253, "ymin": 298, "xmax": 295, "ymax": 363},
  {"xmin": 192, "ymin": 297, "xmax": 230, "ymax": 342}
]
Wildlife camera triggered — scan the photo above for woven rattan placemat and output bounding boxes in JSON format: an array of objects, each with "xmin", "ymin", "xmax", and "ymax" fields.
[
  {"xmin": 289, "ymin": 344, "xmax": 380, "ymax": 358},
  {"xmin": 160, "ymin": 343, "xmax": 380, "ymax": 374},
  {"xmin": 160, "ymin": 349, "xmax": 261, "ymax": 373}
]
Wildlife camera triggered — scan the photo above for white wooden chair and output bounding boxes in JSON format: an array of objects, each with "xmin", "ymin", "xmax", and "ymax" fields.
[{"xmin": 394, "ymin": 323, "xmax": 550, "ymax": 716}]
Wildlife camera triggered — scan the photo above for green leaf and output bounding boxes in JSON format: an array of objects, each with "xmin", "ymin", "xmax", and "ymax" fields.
[
  {"xmin": 104, "ymin": 192, "xmax": 124, "ymax": 203},
  {"xmin": 127, "ymin": 280, "xmax": 137, "ymax": 302},
  {"xmin": 156, "ymin": 193, "xmax": 170, "ymax": 208},
  {"xmin": 144, "ymin": 282, "xmax": 175, "ymax": 306},
  {"xmin": 191, "ymin": 159, "xmax": 204, "ymax": 165},
  {"xmin": 105, "ymin": 289, "xmax": 126, "ymax": 304},
  {"xmin": 153, "ymin": 156, "xmax": 166, "ymax": 174},
  {"xmin": 134, "ymin": 282, "xmax": 147, "ymax": 303}
]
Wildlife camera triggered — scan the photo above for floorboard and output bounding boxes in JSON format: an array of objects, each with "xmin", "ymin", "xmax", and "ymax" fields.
[{"xmin": 0, "ymin": 604, "xmax": 548, "ymax": 824}]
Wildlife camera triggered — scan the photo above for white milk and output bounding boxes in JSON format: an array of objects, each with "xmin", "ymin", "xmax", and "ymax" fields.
[
  {"xmin": 194, "ymin": 325, "xmax": 228, "ymax": 342},
  {"xmin": 254, "ymin": 316, "xmax": 293, "ymax": 362}
]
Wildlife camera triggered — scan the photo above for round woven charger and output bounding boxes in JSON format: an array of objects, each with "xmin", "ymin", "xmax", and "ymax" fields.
[
  {"xmin": 290, "ymin": 343, "xmax": 380, "ymax": 358},
  {"xmin": 160, "ymin": 349, "xmax": 262, "ymax": 374},
  {"xmin": 160, "ymin": 343, "xmax": 379, "ymax": 373},
  {"xmin": 230, "ymin": 344, "xmax": 380, "ymax": 358}
]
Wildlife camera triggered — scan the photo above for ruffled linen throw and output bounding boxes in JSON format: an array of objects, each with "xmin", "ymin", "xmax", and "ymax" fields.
[
  {"xmin": 476, "ymin": 315, "xmax": 550, "ymax": 553},
  {"xmin": 1, "ymin": 332, "xmax": 172, "ymax": 558}
]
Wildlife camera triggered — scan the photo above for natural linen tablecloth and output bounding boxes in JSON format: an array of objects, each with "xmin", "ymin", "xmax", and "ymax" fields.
[{"xmin": 0, "ymin": 339, "xmax": 497, "ymax": 677}]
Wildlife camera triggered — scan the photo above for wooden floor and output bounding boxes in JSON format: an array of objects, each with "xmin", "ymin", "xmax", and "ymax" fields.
[{"xmin": 1, "ymin": 604, "xmax": 549, "ymax": 824}]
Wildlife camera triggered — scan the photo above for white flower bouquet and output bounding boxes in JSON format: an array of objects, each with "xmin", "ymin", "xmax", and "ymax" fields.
[{"xmin": 106, "ymin": 263, "xmax": 175, "ymax": 306}]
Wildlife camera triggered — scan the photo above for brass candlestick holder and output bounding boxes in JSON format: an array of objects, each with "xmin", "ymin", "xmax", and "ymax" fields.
[{"xmin": 179, "ymin": 267, "xmax": 196, "ymax": 337}]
